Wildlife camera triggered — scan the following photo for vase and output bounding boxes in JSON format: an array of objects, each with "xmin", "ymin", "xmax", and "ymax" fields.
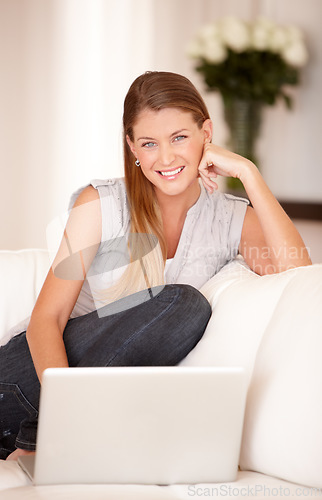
[{"xmin": 223, "ymin": 97, "xmax": 262, "ymax": 192}]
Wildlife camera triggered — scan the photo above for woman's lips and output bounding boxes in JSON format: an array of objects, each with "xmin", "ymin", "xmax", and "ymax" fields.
[{"xmin": 157, "ymin": 166, "xmax": 185, "ymax": 179}]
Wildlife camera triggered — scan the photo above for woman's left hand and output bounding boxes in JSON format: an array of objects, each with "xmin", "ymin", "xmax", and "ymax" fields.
[{"xmin": 198, "ymin": 143, "xmax": 254, "ymax": 193}]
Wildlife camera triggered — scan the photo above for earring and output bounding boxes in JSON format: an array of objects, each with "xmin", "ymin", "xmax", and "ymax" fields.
[{"xmin": 135, "ymin": 159, "xmax": 141, "ymax": 167}]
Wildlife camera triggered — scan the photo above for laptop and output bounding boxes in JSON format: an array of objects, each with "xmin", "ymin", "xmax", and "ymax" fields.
[{"xmin": 18, "ymin": 366, "xmax": 247, "ymax": 485}]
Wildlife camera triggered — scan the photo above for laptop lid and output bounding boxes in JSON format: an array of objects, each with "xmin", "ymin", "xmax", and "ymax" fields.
[{"xmin": 19, "ymin": 366, "xmax": 247, "ymax": 485}]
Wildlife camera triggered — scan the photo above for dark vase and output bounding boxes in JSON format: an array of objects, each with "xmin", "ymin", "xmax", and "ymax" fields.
[{"xmin": 223, "ymin": 97, "xmax": 262, "ymax": 192}]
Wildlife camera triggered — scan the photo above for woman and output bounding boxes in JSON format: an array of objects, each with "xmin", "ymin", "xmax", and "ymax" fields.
[{"xmin": 1, "ymin": 71, "xmax": 311, "ymax": 461}]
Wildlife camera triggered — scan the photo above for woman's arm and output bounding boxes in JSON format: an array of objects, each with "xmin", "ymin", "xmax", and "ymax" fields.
[
  {"xmin": 26, "ymin": 185, "xmax": 101, "ymax": 383},
  {"xmin": 198, "ymin": 143, "xmax": 312, "ymax": 275}
]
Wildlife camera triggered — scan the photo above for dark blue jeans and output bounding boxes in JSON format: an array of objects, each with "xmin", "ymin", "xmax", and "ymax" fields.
[{"xmin": 0, "ymin": 284, "xmax": 211, "ymax": 459}]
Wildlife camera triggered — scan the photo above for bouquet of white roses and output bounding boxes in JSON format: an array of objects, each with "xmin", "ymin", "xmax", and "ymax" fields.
[{"xmin": 187, "ymin": 17, "xmax": 308, "ymax": 108}]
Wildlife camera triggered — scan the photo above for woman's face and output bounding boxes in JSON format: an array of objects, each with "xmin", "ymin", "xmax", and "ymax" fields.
[{"xmin": 127, "ymin": 107, "xmax": 212, "ymax": 198}]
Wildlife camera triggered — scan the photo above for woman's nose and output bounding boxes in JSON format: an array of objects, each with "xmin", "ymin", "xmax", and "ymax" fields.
[{"xmin": 158, "ymin": 144, "xmax": 175, "ymax": 166}]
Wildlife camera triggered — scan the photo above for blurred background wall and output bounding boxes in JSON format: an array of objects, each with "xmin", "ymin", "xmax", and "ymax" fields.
[{"xmin": 0, "ymin": 0, "xmax": 321, "ymax": 249}]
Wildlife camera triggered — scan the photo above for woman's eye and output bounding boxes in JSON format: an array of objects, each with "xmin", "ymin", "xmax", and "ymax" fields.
[
  {"xmin": 173, "ymin": 135, "xmax": 187, "ymax": 142},
  {"xmin": 142, "ymin": 142, "xmax": 156, "ymax": 148}
]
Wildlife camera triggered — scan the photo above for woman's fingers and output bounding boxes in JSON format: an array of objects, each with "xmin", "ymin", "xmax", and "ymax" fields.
[
  {"xmin": 199, "ymin": 142, "xmax": 253, "ymax": 181},
  {"xmin": 199, "ymin": 170, "xmax": 218, "ymax": 193}
]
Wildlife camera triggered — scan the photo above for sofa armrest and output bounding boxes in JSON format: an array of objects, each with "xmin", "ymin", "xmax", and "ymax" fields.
[{"xmin": 0, "ymin": 249, "xmax": 50, "ymax": 345}]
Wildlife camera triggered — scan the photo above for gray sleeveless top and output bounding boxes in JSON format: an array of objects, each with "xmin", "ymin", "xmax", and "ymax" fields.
[
  {"xmin": 68, "ymin": 178, "xmax": 249, "ymax": 319},
  {"xmin": 6, "ymin": 177, "xmax": 249, "ymax": 338}
]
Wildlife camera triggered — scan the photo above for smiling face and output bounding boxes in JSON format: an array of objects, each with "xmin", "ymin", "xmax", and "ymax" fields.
[{"xmin": 126, "ymin": 107, "xmax": 213, "ymax": 201}]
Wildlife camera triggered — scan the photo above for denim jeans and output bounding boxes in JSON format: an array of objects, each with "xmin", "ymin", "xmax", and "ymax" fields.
[{"xmin": 0, "ymin": 284, "xmax": 211, "ymax": 459}]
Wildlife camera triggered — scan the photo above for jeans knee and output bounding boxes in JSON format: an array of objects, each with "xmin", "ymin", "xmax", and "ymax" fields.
[
  {"xmin": 177, "ymin": 284, "xmax": 212, "ymax": 324},
  {"xmin": 160, "ymin": 285, "xmax": 211, "ymax": 352}
]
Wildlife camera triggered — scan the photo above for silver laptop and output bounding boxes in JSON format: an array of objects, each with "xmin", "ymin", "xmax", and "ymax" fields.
[{"xmin": 18, "ymin": 366, "xmax": 247, "ymax": 485}]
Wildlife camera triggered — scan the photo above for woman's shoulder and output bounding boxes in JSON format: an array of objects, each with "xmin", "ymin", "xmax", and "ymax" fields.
[
  {"xmin": 68, "ymin": 177, "xmax": 126, "ymax": 210},
  {"xmin": 204, "ymin": 187, "xmax": 249, "ymax": 207},
  {"xmin": 72, "ymin": 184, "xmax": 99, "ymax": 208},
  {"xmin": 90, "ymin": 177, "xmax": 125, "ymax": 190},
  {"xmin": 200, "ymin": 186, "xmax": 249, "ymax": 231},
  {"xmin": 202, "ymin": 187, "xmax": 249, "ymax": 216}
]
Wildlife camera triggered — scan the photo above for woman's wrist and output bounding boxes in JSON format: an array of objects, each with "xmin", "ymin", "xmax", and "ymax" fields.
[
  {"xmin": 238, "ymin": 159, "xmax": 259, "ymax": 186},
  {"xmin": 238, "ymin": 160, "xmax": 265, "ymax": 199}
]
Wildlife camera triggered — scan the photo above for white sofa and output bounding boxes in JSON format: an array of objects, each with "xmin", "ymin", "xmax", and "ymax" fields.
[{"xmin": 1, "ymin": 249, "xmax": 322, "ymax": 499}]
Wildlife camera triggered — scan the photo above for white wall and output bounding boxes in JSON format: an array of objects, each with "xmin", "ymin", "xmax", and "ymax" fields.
[
  {"xmin": 152, "ymin": 0, "xmax": 322, "ymax": 201},
  {"xmin": 0, "ymin": 0, "xmax": 321, "ymax": 249},
  {"xmin": 0, "ymin": 0, "xmax": 155, "ymax": 249}
]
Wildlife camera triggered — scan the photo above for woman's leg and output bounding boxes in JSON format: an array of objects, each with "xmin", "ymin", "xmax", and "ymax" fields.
[
  {"xmin": 65, "ymin": 284, "xmax": 211, "ymax": 367},
  {"xmin": 0, "ymin": 332, "xmax": 40, "ymax": 459},
  {"xmin": 0, "ymin": 284, "xmax": 211, "ymax": 458}
]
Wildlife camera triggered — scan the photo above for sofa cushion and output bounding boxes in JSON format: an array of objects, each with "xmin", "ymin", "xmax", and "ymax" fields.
[
  {"xmin": 181, "ymin": 259, "xmax": 322, "ymax": 489},
  {"xmin": 239, "ymin": 264, "xmax": 322, "ymax": 489},
  {"xmin": 0, "ymin": 249, "xmax": 50, "ymax": 345},
  {"xmin": 181, "ymin": 258, "xmax": 305, "ymax": 385},
  {"xmin": 0, "ymin": 468, "xmax": 317, "ymax": 498}
]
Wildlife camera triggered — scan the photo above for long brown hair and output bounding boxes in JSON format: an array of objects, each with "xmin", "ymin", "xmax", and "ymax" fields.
[{"xmin": 123, "ymin": 71, "xmax": 210, "ymax": 261}]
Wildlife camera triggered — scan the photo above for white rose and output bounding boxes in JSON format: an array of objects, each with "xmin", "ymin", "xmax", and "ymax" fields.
[
  {"xmin": 187, "ymin": 23, "xmax": 222, "ymax": 60},
  {"xmin": 198, "ymin": 23, "xmax": 219, "ymax": 43},
  {"xmin": 282, "ymin": 39, "xmax": 309, "ymax": 67},
  {"xmin": 268, "ymin": 26, "xmax": 289, "ymax": 52},
  {"xmin": 250, "ymin": 17, "xmax": 278, "ymax": 50},
  {"xmin": 251, "ymin": 23, "xmax": 270, "ymax": 50},
  {"xmin": 284, "ymin": 25, "xmax": 304, "ymax": 42},
  {"xmin": 186, "ymin": 25, "xmax": 227, "ymax": 64},
  {"xmin": 218, "ymin": 17, "xmax": 250, "ymax": 52},
  {"xmin": 203, "ymin": 39, "xmax": 227, "ymax": 64}
]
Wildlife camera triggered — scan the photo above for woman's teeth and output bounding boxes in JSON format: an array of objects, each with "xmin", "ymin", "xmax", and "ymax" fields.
[{"xmin": 159, "ymin": 166, "xmax": 184, "ymax": 176}]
